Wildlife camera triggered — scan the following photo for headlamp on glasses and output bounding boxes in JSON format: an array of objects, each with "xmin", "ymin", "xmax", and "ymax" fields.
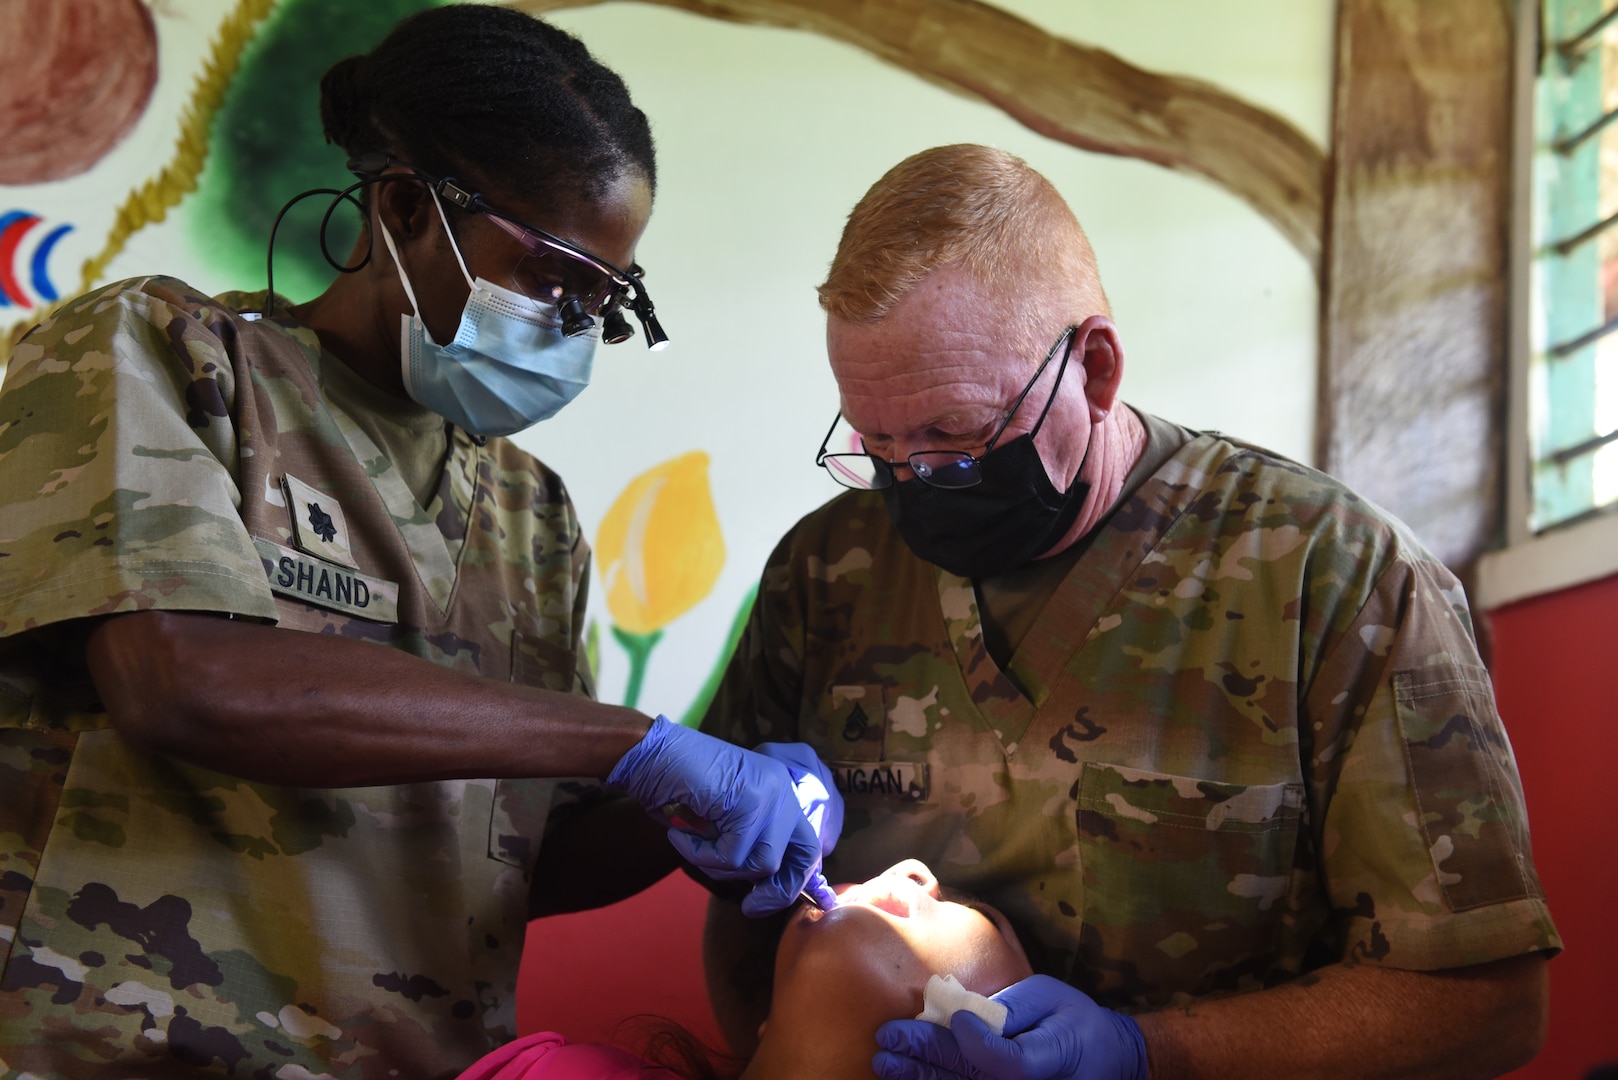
[{"xmin": 346, "ymin": 152, "xmax": 668, "ymax": 350}]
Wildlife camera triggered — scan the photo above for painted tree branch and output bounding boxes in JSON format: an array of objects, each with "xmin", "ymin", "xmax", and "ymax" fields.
[{"xmin": 516, "ymin": 0, "xmax": 1325, "ymax": 273}]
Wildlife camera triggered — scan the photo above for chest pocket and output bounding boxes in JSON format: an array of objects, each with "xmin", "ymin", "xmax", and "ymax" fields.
[
  {"xmin": 487, "ymin": 777, "xmax": 555, "ymax": 870},
  {"xmin": 1072, "ymin": 762, "xmax": 1304, "ymax": 1006}
]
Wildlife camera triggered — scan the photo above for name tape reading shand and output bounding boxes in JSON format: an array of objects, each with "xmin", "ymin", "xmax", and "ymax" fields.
[{"xmin": 253, "ymin": 537, "xmax": 399, "ymax": 623}]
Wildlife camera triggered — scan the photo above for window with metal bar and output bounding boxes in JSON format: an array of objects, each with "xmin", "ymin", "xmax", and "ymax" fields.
[{"xmin": 1533, "ymin": 0, "xmax": 1618, "ymax": 529}]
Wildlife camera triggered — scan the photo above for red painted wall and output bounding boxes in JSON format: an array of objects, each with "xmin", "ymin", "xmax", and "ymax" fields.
[
  {"xmin": 517, "ymin": 572, "xmax": 1618, "ymax": 1076},
  {"xmin": 1492, "ymin": 572, "xmax": 1618, "ymax": 1079}
]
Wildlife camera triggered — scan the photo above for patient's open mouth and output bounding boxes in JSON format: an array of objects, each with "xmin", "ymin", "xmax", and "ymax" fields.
[{"xmin": 864, "ymin": 891, "xmax": 913, "ymax": 918}]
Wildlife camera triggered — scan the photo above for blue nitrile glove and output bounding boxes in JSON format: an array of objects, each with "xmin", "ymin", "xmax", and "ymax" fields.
[
  {"xmin": 607, "ymin": 716, "xmax": 825, "ymax": 916},
  {"xmin": 872, "ymin": 975, "xmax": 1148, "ymax": 1080},
  {"xmin": 754, "ymin": 742, "xmax": 844, "ymax": 910}
]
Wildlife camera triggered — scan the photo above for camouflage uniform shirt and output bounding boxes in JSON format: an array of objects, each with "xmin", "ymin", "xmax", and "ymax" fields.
[
  {"xmin": 703, "ymin": 422, "xmax": 1560, "ymax": 1009},
  {"xmin": 0, "ymin": 277, "xmax": 591, "ymax": 1078}
]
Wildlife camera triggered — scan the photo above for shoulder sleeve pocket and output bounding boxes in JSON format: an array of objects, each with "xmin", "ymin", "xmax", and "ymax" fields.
[{"xmin": 1395, "ymin": 665, "xmax": 1543, "ymax": 912}]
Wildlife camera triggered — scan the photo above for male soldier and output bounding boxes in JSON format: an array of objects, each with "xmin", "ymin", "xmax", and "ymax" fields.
[{"xmin": 700, "ymin": 144, "xmax": 1560, "ymax": 1079}]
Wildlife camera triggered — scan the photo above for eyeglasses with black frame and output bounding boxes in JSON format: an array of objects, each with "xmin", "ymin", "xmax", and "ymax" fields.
[{"xmin": 815, "ymin": 325, "xmax": 1079, "ymax": 491}]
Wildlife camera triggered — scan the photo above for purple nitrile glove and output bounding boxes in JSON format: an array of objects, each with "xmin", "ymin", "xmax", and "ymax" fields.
[
  {"xmin": 754, "ymin": 741, "xmax": 844, "ymax": 910},
  {"xmin": 607, "ymin": 716, "xmax": 825, "ymax": 916},
  {"xmin": 872, "ymin": 974, "xmax": 1148, "ymax": 1080}
]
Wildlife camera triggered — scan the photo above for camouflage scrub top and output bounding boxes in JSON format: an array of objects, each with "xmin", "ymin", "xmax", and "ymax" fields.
[
  {"xmin": 703, "ymin": 424, "xmax": 1561, "ymax": 1009},
  {"xmin": 0, "ymin": 277, "xmax": 592, "ymax": 1078}
]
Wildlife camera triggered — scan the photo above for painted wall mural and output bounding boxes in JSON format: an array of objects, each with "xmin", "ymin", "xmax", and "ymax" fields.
[
  {"xmin": 4, "ymin": 0, "xmax": 1324, "ymax": 336},
  {"xmin": 0, "ymin": 213, "xmax": 72, "ymax": 312},
  {"xmin": 0, "ymin": 0, "xmax": 1332, "ymax": 714},
  {"xmin": 0, "ymin": 0, "xmax": 157, "ymax": 321},
  {"xmin": 0, "ymin": 1, "xmax": 159, "ymax": 185},
  {"xmin": 595, "ymin": 451, "xmax": 729, "ymax": 716},
  {"xmin": 190, "ymin": 0, "xmax": 446, "ymax": 301},
  {"xmin": 519, "ymin": 0, "xmax": 1326, "ymax": 273}
]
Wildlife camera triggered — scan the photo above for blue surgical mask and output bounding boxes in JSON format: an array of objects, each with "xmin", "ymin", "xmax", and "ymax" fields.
[{"xmin": 378, "ymin": 192, "xmax": 598, "ymax": 438}]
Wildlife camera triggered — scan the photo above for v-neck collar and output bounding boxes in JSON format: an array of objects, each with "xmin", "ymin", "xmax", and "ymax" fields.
[
  {"xmin": 321, "ymin": 391, "xmax": 480, "ymax": 616},
  {"xmin": 931, "ymin": 437, "xmax": 1221, "ymax": 755}
]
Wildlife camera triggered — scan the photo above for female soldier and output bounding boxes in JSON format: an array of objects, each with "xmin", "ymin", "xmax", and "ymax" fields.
[{"xmin": 0, "ymin": 6, "xmax": 834, "ymax": 1077}]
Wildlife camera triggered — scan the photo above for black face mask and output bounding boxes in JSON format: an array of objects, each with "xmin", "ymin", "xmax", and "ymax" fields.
[{"xmin": 881, "ymin": 432, "xmax": 1091, "ymax": 579}]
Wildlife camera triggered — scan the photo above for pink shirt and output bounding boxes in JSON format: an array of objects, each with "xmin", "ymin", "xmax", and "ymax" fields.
[{"xmin": 456, "ymin": 1032, "xmax": 686, "ymax": 1079}]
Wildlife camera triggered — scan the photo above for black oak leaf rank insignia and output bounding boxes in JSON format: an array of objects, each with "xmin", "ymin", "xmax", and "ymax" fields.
[{"xmin": 307, "ymin": 502, "xmax": 338, "ymax": 543}]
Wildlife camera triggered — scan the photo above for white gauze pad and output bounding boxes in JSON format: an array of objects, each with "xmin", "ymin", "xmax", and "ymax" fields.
[{"xmin": 916, "ymin": 974, "xmax": 1008, "ymax": 1036}]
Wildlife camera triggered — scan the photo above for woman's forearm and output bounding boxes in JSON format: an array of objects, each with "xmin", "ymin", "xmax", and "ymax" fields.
[{"xmin": 86, "ymin": 609, "xmax": 651, "ymax": 786}]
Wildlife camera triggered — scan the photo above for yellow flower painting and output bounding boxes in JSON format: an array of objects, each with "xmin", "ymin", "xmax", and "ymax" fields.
[{"xmin": 595, "ymin": 451, "xmax": 726, "ymax": 708}]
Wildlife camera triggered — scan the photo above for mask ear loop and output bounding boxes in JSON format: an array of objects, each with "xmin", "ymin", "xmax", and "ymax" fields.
[
  {"xmin": 375, "ymin": 220, "xmax": 424, "ymax": 325},
  {"xmin": 376, "ymin": 183, "xmax": 479, "ymax": 333},
  {"xmin": 426, "ymin": 187, "xmax": 476, "ymax": 292},
  {"xmin": 373, "ymin": 217, "xmax": 434, "ymax": 413}
]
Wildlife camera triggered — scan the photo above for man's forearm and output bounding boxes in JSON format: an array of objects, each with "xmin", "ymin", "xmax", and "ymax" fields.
[
  {"xmin": 1135, "ymin": 954, "xmax": 1548, "ymax": 1080},
  {"xmin": 86, "ymin": 610, "xmax": 651, "ymax": 786}
]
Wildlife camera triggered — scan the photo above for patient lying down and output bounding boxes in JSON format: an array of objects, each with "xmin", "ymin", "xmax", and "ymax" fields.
[{"xmin": 458, "ymin": 860, "xmax": 1033, "ymax": 1079}]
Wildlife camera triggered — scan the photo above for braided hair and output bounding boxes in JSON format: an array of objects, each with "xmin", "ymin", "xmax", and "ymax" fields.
[{"xmin": 318, "ymin": 4, "xmax": 655, "ymax": 207}]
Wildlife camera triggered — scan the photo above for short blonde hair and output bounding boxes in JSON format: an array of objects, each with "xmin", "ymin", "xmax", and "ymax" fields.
[{"xmin": 818, "ymin": 145, "xmax": 1109, "ymax": 338}]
